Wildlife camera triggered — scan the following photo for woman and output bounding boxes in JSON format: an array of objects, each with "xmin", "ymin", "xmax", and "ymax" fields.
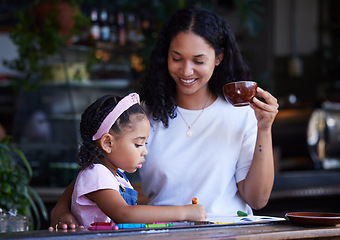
[{"xmin": 51, "ymin": 7, "xmax": 278, "ymax": 229}]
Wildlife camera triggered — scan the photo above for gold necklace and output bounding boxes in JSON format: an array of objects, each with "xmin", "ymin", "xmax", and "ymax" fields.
[{"xmin": 177, "ymin": 93, "xmax": 211, "ymax": 137}]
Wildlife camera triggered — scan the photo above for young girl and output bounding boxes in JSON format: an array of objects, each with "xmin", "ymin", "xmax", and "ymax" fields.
[{"xmin": 71, "ymin": 93, "xmax": 207, "ymax": 228}]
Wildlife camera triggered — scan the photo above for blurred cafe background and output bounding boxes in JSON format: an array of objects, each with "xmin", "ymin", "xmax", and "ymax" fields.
[{"xmin": 0, "ymin": 0, "xmax": 340, "ymax": 230}]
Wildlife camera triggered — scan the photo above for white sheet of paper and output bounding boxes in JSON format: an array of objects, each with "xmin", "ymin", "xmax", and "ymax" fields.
[{"xmin": 206, "ymin": 215, "xmax": 286, "ymax": 224}]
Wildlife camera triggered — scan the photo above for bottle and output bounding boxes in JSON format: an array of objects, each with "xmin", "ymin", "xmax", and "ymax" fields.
[
  {"xmin": 117, "ymin": 10, "xmax": 126, "ymax": 46},
  {"xmin": 108, "ymin": 12, "xmax": 117, "ymax": 44},
  {"xmin": 90, "ymin": 9, "xmax": 100, "ymax": 40},
  {"xmin": 135, "ymin": 17, "xmax": 145, "ymax": 45},
  {"xmin": 99, "ymin": 9, "xmax": 110, "ymax": 41},
  {"xmin": 127, "ymin": 13, "xmax": 137, "ymax": 45}
]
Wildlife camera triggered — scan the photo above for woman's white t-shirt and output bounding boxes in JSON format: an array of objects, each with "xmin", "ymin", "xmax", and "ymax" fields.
[{"xmin": 139, "ymin": 96, "xmax": 257, "ymax": 217}]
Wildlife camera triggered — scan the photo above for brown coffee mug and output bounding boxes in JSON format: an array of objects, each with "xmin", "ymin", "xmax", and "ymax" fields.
[{"xmin": 223, "ymin": 81, "xmax": 258, "ymax": 107}]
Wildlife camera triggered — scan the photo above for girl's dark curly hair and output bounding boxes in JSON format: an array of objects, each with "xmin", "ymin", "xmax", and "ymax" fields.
[
  {"xmin": 78, "ymin": 95, "xmax": 146, "ymax": 170},
  {"xmin": 140, "ymin": 7, "xmax": 252, "ymax": 127}
]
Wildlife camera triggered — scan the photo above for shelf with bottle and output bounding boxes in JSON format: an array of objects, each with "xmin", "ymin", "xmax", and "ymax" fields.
[
  {"xmin": 82, "ymin": 6, "xmax": 156, "ymax": 81},
  {"xmin": 89, "ymin": 8, "xmax": 145, "ymax": 48}
]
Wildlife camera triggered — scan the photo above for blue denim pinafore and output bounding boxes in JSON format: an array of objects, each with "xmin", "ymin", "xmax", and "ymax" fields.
[{"xmin": 116, "ymin": 169, "xmax": 138, "ymax": 206}]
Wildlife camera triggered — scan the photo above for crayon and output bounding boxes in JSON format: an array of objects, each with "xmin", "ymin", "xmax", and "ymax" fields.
[
  {"xmin": 145, "ymin": 223, "xmax": 171, "ymax": 228},
  {"xmin": 91, "ymin": 222, "xmax": 115, "ymax": 226},
  {"xmin": 170, "ymin": 222, "xmax": 195, "ymax": 226},
  {"xmin": 194, "ymin": 220, "xmax": 214, "ymax": 225},
  {"xmin": 192, "ymin": 197, "xmax": 198, "ymax": 204},
  {"xmin": 88, "ymin": 222, "xmax": 196, "ymax": 230},
  {"xmin": 116, "ymin": 223, "xmax": 146, "ymax": 229},
  {"xmin": 152, "ymin": 221, "xmax": 194, "ymax": 226},
  {"xmin": 237, "ymin": 210, "xmax": 248, "ymax": 217},
  {"xmin": 88, "ymin": 225, "xmax": 119, "ymax": 230}
]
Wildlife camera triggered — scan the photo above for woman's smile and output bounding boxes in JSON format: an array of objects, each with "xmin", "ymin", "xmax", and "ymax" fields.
[{"xmin": 180, "ymin": 77, "xmax": 197, "ymax": 85}]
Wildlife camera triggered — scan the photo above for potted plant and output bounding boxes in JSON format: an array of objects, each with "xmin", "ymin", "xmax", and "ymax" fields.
[
  {"xmin": 0, "ymin": 136, "xmax": 48, "ymax": 230},
  {"xmin": 2, "ymin": 0, "xmax": 90, "ymax": 91}
]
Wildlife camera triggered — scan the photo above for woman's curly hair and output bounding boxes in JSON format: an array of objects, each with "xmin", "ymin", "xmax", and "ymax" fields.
[
  {"xmin": 140, "ymin": 7, "xmax": 252, "ymax": 127},
  {"xmin": 78, "ymin": 95, "xmax": 146, "ymax": 170}
]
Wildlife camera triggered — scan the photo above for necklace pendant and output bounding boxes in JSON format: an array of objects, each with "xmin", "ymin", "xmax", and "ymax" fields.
[{"xmin": 187, "ymin": 128, "xmax": 193, "ymax": 137}]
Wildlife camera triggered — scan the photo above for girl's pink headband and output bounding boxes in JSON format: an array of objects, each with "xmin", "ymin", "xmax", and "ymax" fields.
[{"xmin": 92, "ymin": 93, "xmax": 140, "ymax": 140}]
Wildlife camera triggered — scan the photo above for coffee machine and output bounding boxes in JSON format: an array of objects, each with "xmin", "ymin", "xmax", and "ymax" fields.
[{"xmin": 307, "ymin": 102, "xmax": 340, "ymax": 169}]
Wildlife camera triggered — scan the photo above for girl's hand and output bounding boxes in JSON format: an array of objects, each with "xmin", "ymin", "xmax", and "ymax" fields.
[
  {"xmin": 250, "ymin": 87, "xmax": 279, "ymax": 130},
  {"xmin": 184, "ymin": 204, "xmax": 207, "ymax": 221},
  {"xmin": 49, "ymin": 211, "xmax": 83, "ymax": 230},
  {"xmin": 49, "ymin": 180, "xmax": 82, "ymax": 230}
]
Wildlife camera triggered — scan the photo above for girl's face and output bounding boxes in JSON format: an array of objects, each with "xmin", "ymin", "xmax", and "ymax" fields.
[
  {"xmin": 168, "ymin": 32, "xmax": 220, "ymax": 96},
  {"xmin": 103, "ymin": 115, "xmax": 150, "ymax": 174}
]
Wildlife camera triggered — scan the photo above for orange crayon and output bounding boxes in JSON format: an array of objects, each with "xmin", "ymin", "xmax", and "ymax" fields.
[{"xmin": 192, "ymin": 197, "xmax": 198, "ymax": 204}]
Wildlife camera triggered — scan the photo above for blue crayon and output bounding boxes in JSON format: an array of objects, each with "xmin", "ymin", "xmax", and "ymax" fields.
[
  {"xmin": 170, "ymin": 222, "xmax": 195, "ymax": 226},
  {"xmin": 150, "ymin": 222, "xmax": 195, "ymax": 227},
  {"xmin": 116, "ymin": 223, "xmax": 145, "ymax": 229}
]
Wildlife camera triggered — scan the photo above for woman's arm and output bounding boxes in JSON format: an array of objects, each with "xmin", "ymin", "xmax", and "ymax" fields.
[
  {"xmin": 87, "ymin": 189, "xmax": 207, "ymax": 223},
  {"xmin": 50, "ymin": 180, "xmax": 81, "ymax": 229},
  {"xmin": 238, "ymin": 87, "xmax": 279, "ymax": 210}
]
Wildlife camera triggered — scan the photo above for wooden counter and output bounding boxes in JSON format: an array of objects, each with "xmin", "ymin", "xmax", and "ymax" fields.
[{"xmin": 1, "ymin": 221, "xmax": 340, "ymax": 240}]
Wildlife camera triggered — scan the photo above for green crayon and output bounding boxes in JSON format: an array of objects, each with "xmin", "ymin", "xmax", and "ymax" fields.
[
  {"xmin": 145, "ymin": 223, "xmax": 171, "ymax": 228},
  {"xmin": 237, "ymin": 210, "xmax": 248, "ymax": 217}
]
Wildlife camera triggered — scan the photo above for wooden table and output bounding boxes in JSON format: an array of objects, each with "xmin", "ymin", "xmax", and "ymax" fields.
[{"xmin": 1, "ymin": 220, "xmax": 340, "ymax": 240}]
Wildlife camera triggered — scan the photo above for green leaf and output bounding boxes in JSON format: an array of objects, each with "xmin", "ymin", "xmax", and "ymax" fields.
[
  {"xmin": 0, "ymin": 135, "xmax": 47, "ymax": 230},
  {"xmin": 26, "ymin": 189, "xmax": 40, "ymax": 230},
  {"xmin": 12, "ymin": 148, "xmax": 32, "ymax": 178},
  {"xmin": 29, "ymin": 187, "xmax": 48, "ymax": 221},
  {"xmin": 235, "ymin": 0, "xmax": 264, "ymax": 37},
  {"xmin": 0, "ymin": 183, "xmax": 11, "ymax": 193}
]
